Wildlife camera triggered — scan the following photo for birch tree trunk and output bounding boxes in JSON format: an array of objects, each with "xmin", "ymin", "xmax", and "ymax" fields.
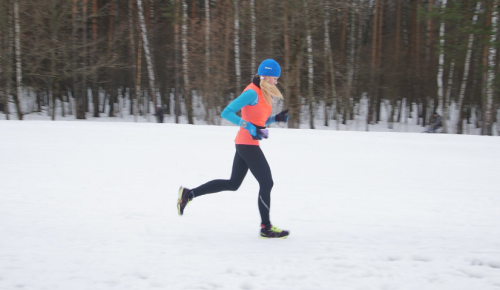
[
  {"xmin": 234, "ymin": 0, "xmax": 241, "ymax": 93},
  {"xmin": 13, "ymin": 0, "xmax": 23, "ymax": 120},
  {"xmin": 304, "ymin": 0, "xmax": 314, "ymax": 129},
  {"xmin": 436, "ymin": 0, "xmax": 446, "ymax": 118},
  {"xmin": 137, "ymin": 0, "xmax": 157, "ymax": 108},
  {"xmin": 181, "ymin": 0, "xmax": 193, "ymax": 124},
  {"xmin": 483, "ymin": 0, "xmax": 498, "ymax": 135},
  {"xmin": 456, "ymin": 2, "xmax": 481, "ymax": 134}
]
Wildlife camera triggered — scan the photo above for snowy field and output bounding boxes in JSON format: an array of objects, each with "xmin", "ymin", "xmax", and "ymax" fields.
[{"xmin": 1, "ymin": 120, "xmax": 500, "ymax": 290}]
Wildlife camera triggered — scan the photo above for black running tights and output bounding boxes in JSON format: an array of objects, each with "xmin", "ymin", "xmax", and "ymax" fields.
[{"xmin": 192, "ymin": 144, "xmax": 273, "ymax": 226}]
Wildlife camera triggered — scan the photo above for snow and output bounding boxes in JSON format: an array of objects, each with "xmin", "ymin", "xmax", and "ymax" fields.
[{"xmin": 1, "ymin": 120, "xmax": 500, "ymax": 290}]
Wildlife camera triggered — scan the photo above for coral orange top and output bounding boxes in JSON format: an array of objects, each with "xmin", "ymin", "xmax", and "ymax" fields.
[{"xmin": 234, "ymin": 83, "xmax": 272, "ymax": 145}]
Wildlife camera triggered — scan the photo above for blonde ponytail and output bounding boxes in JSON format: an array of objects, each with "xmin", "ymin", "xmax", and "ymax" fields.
[{"xmin": 259, "ymin": 76, "xmax": 283, "ymax": 105}]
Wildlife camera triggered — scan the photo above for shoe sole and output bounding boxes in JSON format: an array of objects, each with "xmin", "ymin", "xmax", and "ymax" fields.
[
  {"xmin": 260, "ymin": 234, "xmax": 290, "ymax": 239},
  {"xmin": 177, "ymin": 186, "xmax": 183, "ymax": 216}
]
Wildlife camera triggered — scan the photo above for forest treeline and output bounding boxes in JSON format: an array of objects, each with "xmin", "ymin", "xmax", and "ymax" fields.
[{"xmin": 0, "ymin": 0, "xmax": 499, "ymax": 135}]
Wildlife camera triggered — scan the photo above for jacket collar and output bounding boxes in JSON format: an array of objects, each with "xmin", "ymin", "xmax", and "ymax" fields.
[{"xmin": 252, "ymin": 75, "xmax": 261, "ymax": 88}]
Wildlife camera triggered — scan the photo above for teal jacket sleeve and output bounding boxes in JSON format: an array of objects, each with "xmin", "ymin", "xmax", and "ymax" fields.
[
  {"xmin": 221, "ymin": 89, "xmax": 258, "ymax": 126},
  {"xmin": 265, "ymin": 115, "xmax": 276, "ymax": 126}
]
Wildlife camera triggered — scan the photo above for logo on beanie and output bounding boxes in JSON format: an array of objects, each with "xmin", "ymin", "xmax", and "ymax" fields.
[{"xmin": 265, "ymin": 67, "xmax": 272, "ymax": 70}]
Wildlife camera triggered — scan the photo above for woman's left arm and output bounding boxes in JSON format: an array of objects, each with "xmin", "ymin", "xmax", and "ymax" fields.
[{"xmin": 265, "ymin": 116, "xmax": 276, "ymax": 126}]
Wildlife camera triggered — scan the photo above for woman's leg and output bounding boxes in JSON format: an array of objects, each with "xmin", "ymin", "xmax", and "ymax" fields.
[
  {"xmin": 235, "ymin": 145, "xmax": 274, "ymax": 226},
  {"xmin": 191, "ymin": 149, "xmax": 248, "ymax": 197}
]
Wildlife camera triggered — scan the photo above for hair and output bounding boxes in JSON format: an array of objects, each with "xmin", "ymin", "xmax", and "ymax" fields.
[{"xmin": 259, "ymin": 75, "xmax": 283, "ymax": 105}]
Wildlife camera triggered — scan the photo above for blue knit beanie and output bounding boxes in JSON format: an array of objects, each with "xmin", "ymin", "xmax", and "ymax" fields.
[{"xmin": 258, "ymin": 59, "xmax": 281, "ymax": 77}]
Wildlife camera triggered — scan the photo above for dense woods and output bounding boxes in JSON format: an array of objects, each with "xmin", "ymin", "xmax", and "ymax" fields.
[{"xmin": 0, "ymin": 0, "xmax": 499, "ymax": 135}]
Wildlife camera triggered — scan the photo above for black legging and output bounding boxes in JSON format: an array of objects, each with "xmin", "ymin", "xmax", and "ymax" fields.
[{"xmin": 192, "ymin": 144, "xmax": 274, "ymax": 226}]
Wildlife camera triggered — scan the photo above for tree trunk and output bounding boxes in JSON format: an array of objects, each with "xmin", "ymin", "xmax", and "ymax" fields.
[
  {"xmin": 339, "ymin": 2, "xmax": 348, "ymax": 64},
  {"xmin": 0, "ymin": 36, "xmax": 5, "ymax": 118},
  {"xmin": 424, "ymin": 0, "xmax": 435, "ymax": 127},
  {"xmin": 284, "ymin": 2, "xmax": 303, "ymax": 129},
  {"xmin": 443, "ymin": 60, "xmax": 455, "ymax": 133},
  {"xmin": 414, "ymin": 0, "xmax": 422, "ymax": 126},
  {"xmin": 181, "ymin": 0, "xmax": 193, "ymax": 124},
  {"xmin": 234, "ymin": 0, "xmax": 241, "ymax": 94},
  {"xmin": 368, "ymin": 0, "xmax": 380, "ymax": 130},
  {"xmin": 389, "ymin": 0, "xmax": 403, "ymax": 129},
  {"xmin": 223, "ymin": 0, "xmax": 231, "ymax": 104},
  {"xmin": 323, "ymin": 2, "xmax": 330, "ymax": 128},
  {"xmin": 137, "ymin": 0, "xmax": 157, "ymax": 109},
  {"xmin": 1, "ymin": 5, "xmax": 11, "ymax": 120},
  {"xmin": 483, "ymin": 0, "xmax": 498, "ymax": 135},
  {"xmin": 250, "ymin": 0, "xmax": 256, "ymax": 75},
  {"xmin": 344, "ymin": 0, "xmax": 356, "ymax": 129},
  {"xmin": 375, "ymin": 0, "xmax": 384, "ymax": 123},
  {"xmin": 50, "ymin": 13, "xmax": 60, "ymax": 121},
  {"xmin": 283, "ymin": 0, "xmax": 291, "ymax": 128},
  {"xmin": 128, "ymin": 0, "xmax": 136, "ymax": 116},
  {"xmin": 436, "ymin": 0, "xmax": 446, "ymax": 119},
  {"xmin": 457, "ymin": 2, "xmax": 481, "ymax": 134},
  {"xmin": 82, "ymin": 0, "xmax": 88, "ymax": 115},
  {"xmin": 13, "ymin": 0, "xmax": 23, "ymax": 120},
  {"xmin": 204, "ymin": 0, "xmax": 212, "ymax": 123},
  {"xmin": 304, "ymin": 0, "xmax": 314, "ymax": 129},
  {"xmin": 354, "ymin": 0, "xmax": 367, "ymax": 124},
  {"xmin": 324, "ymin": 0, "xmax": 339, "ymax": 129},
  {"xmin": 174, "ymin": 0, "xmax": 180, "ymax": 123},
  {"xmin": 135, "ymin": 37, "xmax": 142, "ymax": 122},
  {"xmin": 204, "ymin": 0, "xmax": 210, "ymax": 77},
  {"xmin": 72, "ymin": 0, "xmax": 85, "ymax": 119},
  {"xmin": 91, "ymin": 0, "xmax": 99, "ymax": 117},
  {"xmin": 52, "ymin": 81, "xmax": 61, "ymax": 121}
]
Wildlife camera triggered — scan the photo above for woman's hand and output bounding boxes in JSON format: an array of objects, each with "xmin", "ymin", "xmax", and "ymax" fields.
[{"xmin": 275, "ymin": 109, "xmax": 289, "ymax": 123}]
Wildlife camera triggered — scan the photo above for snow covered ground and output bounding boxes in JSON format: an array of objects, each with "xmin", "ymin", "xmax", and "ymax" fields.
[{"xmin": 1, "ymin": 120, "xmax": 500, "ymax": 290}]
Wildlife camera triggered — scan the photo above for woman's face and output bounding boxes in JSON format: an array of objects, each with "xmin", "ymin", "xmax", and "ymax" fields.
[{"xmin": 263, "ymin": 76, "xmax": 279, "ymax": 86}]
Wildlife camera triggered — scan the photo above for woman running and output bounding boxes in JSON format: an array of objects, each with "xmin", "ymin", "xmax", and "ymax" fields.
[{"xmin": 177, "ymin": 59, "xmax": 290, "ymax": 239}]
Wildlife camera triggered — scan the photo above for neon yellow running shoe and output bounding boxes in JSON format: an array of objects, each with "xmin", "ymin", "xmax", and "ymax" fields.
[
  {"xmin": 260, "ymin": 224, "xmax": 290, "ymax": 239},
  {"xmin": 177, "ymin": 186, "xmax": 193, "ymax": 216}
]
